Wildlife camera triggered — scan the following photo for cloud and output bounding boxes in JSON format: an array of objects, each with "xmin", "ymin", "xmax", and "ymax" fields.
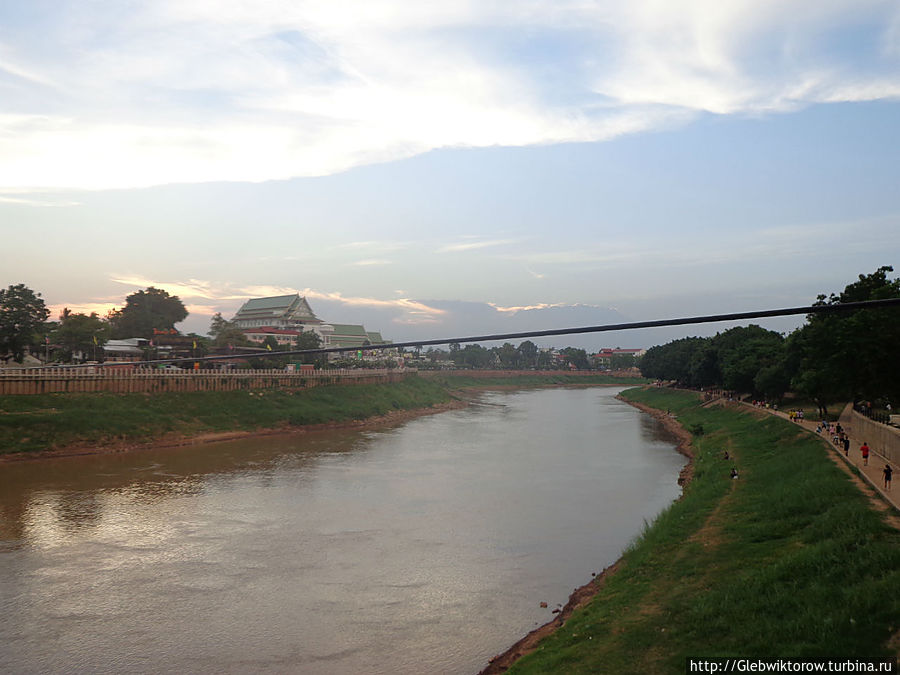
[
  {"xmin": 299, "ymin": 288, "xmax": 446, "ymax": 321},
  {"xmin": 45, "ymin": 302, "xmax": 119, "ymax": 320},
  {"xmin": 184, "ymin": 304, "xmax": 219, "ymax": 317},
  {"xmin": 351, "ymin": 259, "xmax": 392, "ymax": 266},
  {"xmin": 437, "ymin": 238, "xmax": 521, "ymax": 253},
  {"xmin": 1, "ymin": 1, "xmax": 897, "ymax": 190},
  {"xmin": 488, "ymin": 302, "xmax": 573, "ymax": 313},
  {"xmin": 0, "ymin": 191, "xmax": 80, "ymax": 207},
  {"xmin": 106, "ymin": 275, "xmax": 446, "ymax": 324},
  {"xmin": 110, "ymin": 276, "xmax": 223, "ymax": 300}
]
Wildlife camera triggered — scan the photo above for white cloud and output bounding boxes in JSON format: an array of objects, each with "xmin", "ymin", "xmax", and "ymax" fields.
[
  {"xmin": 45, "ymin": 302, "xmax": 118, "ymax": 320},
  {"xmin": 351, "ymin": 259, "xmax": 392, "ymax": 266},
  {"xmin": 1, "ymin": 0, "xmax": 898, "ymax": 190},
  {"xmin": 105, "ymin": 275, "xmax": 446, "ymax": 324},
  {"xmin": 437, "ymin": 238, "xmax": 521, "ymax": 253},
  {"xmin": 0, "ymin": 193, "xmax": 80, "ymax": 207},
  {"xmin": 488, "ymin": 302, "xmax": 571, "ymax": 314}
]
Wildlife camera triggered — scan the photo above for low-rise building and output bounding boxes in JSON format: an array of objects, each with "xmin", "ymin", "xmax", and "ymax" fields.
[
  {"xmin": 242, "ymin": 327, "xmax": 303, "ymax": 347},
  {"xmin": 592, "ymin": 348, "xmax": 646, "ymax": 369}
]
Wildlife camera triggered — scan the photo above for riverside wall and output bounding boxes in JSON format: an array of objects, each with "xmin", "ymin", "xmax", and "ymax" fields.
[
  {"xmin": 418, "ymin": 369, "xmax": 642, "ymax": 379},
  {"xmin": 849, "ymin": 409, "xmax": 900, "ymax": 465},
  {"xmin": 0, "ymin": 368, "xmax": 412, "ymax": 396}
]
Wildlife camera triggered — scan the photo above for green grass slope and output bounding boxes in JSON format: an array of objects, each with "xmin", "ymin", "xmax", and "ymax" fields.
[{"xmin": 0, "ymin": 377, "xmax": 453, "ymax": 454}]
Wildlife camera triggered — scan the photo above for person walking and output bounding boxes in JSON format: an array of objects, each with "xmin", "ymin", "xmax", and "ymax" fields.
[
  {"xmin": 883, "ymin": 464, "xmax": 893, "ymax": 491},
  {"xmin": 842, "ymin": 436, "xmax": 850, "ymax": 457},
  {"xmin": 861, "ymin": 441, "xmax": 870, "ymax": 466}
]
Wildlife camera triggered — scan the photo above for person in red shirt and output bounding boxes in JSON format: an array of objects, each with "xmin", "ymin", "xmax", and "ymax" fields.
[{"xmin": 860, "ymin": 442, "xmax": 870, "ymax": 466}]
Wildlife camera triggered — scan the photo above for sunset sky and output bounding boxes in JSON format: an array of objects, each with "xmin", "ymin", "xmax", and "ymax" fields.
[{"xmin": 1, "ymin": 1, "xmax": 898, "ymax": 348}]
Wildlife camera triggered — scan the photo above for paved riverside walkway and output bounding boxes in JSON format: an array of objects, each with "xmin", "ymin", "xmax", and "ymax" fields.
[{"xmin": 743, "ymin": 401, "xmax": 900, "ymax": 511}]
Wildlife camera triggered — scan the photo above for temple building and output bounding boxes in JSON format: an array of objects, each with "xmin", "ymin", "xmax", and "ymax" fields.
[
  {"xmin": 231, "ymin": 294, "xmax": 322, "ymax": 331},
  {"xmin": 231, "ymin": 294, "xmax": 392, "ymax": 360}
]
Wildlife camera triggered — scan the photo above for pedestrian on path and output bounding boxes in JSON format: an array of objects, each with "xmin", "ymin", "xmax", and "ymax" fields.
[
  {"xmin": 861, "ymin": 442, "xmax": 870, "ymax": 466},
  {"xmin": 843, "ymin": 436, "xmax": 850, "ymax": 457},
  {"xmin": 883, "ymin": 465, "xmax": 893, "ymax": 491}
]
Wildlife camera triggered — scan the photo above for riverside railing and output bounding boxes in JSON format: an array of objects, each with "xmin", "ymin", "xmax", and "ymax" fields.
[
  {"xmin": 853, "ymin": 402, "xmax": 893, "ymax": 426},
  {"xmin": 0, "ymin": 368, "xmax": 413, "ymax": 396}
]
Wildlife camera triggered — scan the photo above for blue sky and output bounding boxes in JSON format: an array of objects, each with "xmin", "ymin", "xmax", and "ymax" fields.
[{"xmin": 1, "ymin": 1, "xmax": 898, "ymax": 348}]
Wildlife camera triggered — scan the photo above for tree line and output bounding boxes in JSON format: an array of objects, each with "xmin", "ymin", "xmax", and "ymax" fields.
[
  {"xmin": 0, "ymin": 285, "xmax": 332, "ymax": 367},
  {"xmin": 0, "ymin": 286, "xmax": 190, "ymax": 364},
  {"xmin": 639, "ymin": 267, "xmax": 900, "ymax": 415}
]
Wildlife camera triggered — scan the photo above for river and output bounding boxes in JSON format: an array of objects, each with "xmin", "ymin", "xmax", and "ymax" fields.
[{"xmin": 0, "ymin": 386, "xmax": 684, "ymax": 674}]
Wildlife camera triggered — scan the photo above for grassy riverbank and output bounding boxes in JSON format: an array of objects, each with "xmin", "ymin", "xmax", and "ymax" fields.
[
  {"xmin": 508, "ymin": 388, "xmax": 900, "ymax": 673},
  {"xmin": 0, "ymin": 372, "xmax": 642, "ymax": 456},
  {"xmin": 0, "ymin": 376, "xmax": 454, "ymax": 455}
]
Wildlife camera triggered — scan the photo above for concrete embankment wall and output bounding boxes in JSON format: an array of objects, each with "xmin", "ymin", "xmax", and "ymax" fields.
[
  {"xmin": 418, "ymin": 369, "xmax": 642, "ymax": 379},
  {"xmin": 849, "ymin": 410, "xmax": 900, "ymax": 465},
  {"xmin": 0, "ymin": 368, "xmax": 412, "ymax": 396}
]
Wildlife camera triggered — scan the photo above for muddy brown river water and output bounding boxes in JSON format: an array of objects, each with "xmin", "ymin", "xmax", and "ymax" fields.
[{"xmin": 0, "ymin": 386, "xmax": 684, "ymax": 674}]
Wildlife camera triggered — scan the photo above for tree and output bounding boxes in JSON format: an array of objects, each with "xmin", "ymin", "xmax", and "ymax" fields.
[
  {"xmin": 110, "ymin": 287, "xmax": 188, "ymax": 338},
  {"xmin": 495, "ymin": 342, "xmax": 520, "ymax": 369},
  {"xmin": 713, "ymin": 325, "xmax": 784, "ymax": 394},
  {"xmin": 208, "ymin": 312, "xmax": 250, "ymax": 349},
  {"xmin": 560, "ymin": 347, "xmax": 589, "ymax": 370},
  {"xmin": 295, "ymin": 330, "xmax": 322, "ymax": 365},
  {"xmin": 609, "ymin": 352, "xmax": 636, "ymax": 370},
  {"xmin": 688, "ymin": 341, "xmax": 719, "ymax": 388},
  {"xmin": 261, "ymin": 335, "xmax": 280, "ymax": 351},
  {"xmin": 51, "ymin": 311, "xmax": 111, "ymax": 363},
  {"xmin": 451, "ymin": 343, "xmax": 493, "ymax": 369},
  {"xmin": 517, "ymin": 340, "xmax": 538, "ymax": 369},
  {"xmin": 640, "ymin": 337, "xmax": 707, "ymax": 384},
  {"xmin": 790, "ymin": 266, "xmax": 900, "ymax": 407},
  {"xmin": 0, "ymin": 284, "xmax": 50, "ymax": 363},
  {"xmin": 536, "ymin": 349, "xmax": 554, "ymax": 370}
]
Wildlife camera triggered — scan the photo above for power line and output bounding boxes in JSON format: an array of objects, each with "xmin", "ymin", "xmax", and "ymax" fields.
[{"xmin": 50, "ymin": 296, "xmax": 900, "ymax": 369}]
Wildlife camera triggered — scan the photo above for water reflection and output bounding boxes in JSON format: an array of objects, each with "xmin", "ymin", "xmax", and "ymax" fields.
[{"xmin": 0, "ymin": 386, "xmax": 684, "ymax": 674}]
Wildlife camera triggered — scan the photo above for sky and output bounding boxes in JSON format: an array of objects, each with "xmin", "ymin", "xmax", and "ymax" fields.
[{"xmin": 1, "ymin": 0, "xmax": 898, "ymax": 350}]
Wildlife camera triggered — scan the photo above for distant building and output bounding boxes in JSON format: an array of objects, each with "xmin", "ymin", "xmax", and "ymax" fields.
[
  {"xmin": 328, "ymin": 324, "xmax": 370, "ymax": 350},
  {"xmin": 104, "ymin": 338, "xmax": 148, "ymax": 361},
  {"xmin": 231, "ymin": 295, "xmax": 322, "ymax": 331},
  {"xmin": 328, "ymin": 324, "xmax": 393, "ymax": 361},
  {"xmin": 593, "ymin": 348, "xmax": 646, "ymax": 368},
  {"xmin": 231, "ymin": 294, "xmax": 391, "ymax": 360},
  {"xmin": 242, "ymin": 327, "xmax": 302, "ymax": 346}
]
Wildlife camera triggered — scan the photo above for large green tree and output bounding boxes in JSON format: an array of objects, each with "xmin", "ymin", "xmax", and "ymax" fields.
[
  {"xmin": 450, "ymin": 343, "xmax": 494, "ymax": 369},
  {"xmin": 208, "ymin": 312, "xmax": 250, "ymax": 348},
  {"xmin": 517, "ymin": 340, "xmax": 538, "ymax": 368},
  {"xmin": 713, "ymin": 325, "xmax": 784, "ymax": 394},
  {"xmin": 51, "ymin": 311, "xmax": 111, "ymax": 363},
  {"xmin": 609, "ymin": 352, "xmax": 637, "ymax": 370},
  {"xmin": 495, "ymin": 342, "xmax": 521, "ymax": 369},
  {"xmin": 640, "ymin": 337, "xmax": 707, "ymax": 385},
  {"xmin": 110, "ymin": 287, "xmax": 188, "ymax": 338},
  {"xmin": 295, "ymin": 330, "xmax": 323, "ymax": 365},
  {"xmin": 560, "ymin": 347, "xmax": 590, "ymax": 370},
  {"xmin": 0, "ymin": 284, "xmax": 50, "ymax": 363},
  {"xmin": 790, "ymin": 266, "xmax": 900, "ymax": 407}
]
